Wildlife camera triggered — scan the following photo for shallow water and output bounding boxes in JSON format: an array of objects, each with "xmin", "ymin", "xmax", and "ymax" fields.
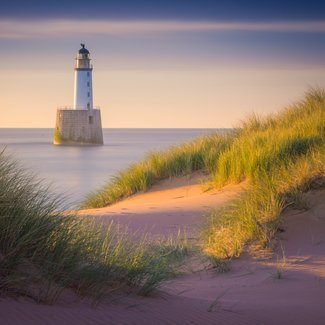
[{"xmin": 0, "ymin": 128, "xmax": 224, "ymax": 208}]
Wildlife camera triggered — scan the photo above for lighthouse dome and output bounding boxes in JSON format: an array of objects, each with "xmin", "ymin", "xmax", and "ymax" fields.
[{"xmin": 79, "ymin": 43, "xmax": 90, "ymax": 54}]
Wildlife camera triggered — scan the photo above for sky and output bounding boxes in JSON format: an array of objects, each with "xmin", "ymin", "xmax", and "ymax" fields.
[{"xmin": 1, "ymin": 0, "xmax": 325, "ymax": 128}]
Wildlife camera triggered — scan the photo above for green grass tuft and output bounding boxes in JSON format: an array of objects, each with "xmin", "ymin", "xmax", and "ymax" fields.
[
  {"xmin": 0, "ymin": 151, "xmax": 188, "ymax": 302},
  {"xmin": 53, "ymin": 129, "xmax": 62, "ymax": 143}
]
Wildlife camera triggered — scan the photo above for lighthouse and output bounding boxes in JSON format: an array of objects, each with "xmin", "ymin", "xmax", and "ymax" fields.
[
  {"xmin": 54, "ymin": 44, "xmax": 104, "ymax": 145},
  {"xmin": 74, "ymin": 44, "xmax": 93, "ymax": 110}
]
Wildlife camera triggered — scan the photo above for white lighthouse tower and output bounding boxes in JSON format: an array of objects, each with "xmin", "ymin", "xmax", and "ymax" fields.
[
  {"xmin": 54, "ymin": 44, "xmax": 104, "ymax": 145},
  {"xmin": 74, "ymin": 44, "xmax": 93, "ymax": 110}
]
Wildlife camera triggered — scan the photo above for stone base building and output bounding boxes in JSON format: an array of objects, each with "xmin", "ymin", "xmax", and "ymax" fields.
[{"xmin": 54, "ymin": 109, "xmax": 103, "ymax": 145}]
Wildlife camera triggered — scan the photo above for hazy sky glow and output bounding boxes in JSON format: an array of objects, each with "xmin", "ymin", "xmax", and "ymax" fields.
[
  {"xmin": 2, "ymin": 20, "xmax": 325, "ymax": 38},
  {"xmin": 1, "ymin": 1, "xmax": 325, "ymax": 128}
]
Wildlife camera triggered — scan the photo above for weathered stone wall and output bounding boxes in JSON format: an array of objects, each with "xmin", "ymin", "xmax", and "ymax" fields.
[{"xmin": 54, "ymin": 109, "xmax": 104, "ymax": 145}]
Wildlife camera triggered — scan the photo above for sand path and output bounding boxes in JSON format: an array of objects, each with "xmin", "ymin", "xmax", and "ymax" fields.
[
  {"xmin": 1, "ymin": 177, "xmax": 325, "ymax": 324},
  {"xmin": 79, "ymin": 173, "xmax": 244, "ymax": 237}
]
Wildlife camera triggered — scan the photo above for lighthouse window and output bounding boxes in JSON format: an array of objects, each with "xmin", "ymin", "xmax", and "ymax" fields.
[
  {"xmin": 89, "ymin": 116, "xmax": 93, "ymax": 124},
  {"xmin": 87, "ymin": 72, "xmax": 90, "ymax": 77},
  {"xmin": 88, "ymin": 92, "xmax": 90, "ymax": 97},
  {"xmin": 87, "ymin": 82, "xmax": 90, "ymax": 87}
]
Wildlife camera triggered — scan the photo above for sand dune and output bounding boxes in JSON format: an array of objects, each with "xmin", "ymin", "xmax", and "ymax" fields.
[
  {"xmin": 1, "ymin": 176, "xmax": 325, "ymax": 324},
  {"xmin": 79, "ymin": 173, "xmax": 245, "ymax": 237}
]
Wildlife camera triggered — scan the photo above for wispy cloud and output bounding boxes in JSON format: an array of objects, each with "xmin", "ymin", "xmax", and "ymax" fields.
[{"xmin": 1, "ymin": 19, "xmax": 325, "ymax": 39}]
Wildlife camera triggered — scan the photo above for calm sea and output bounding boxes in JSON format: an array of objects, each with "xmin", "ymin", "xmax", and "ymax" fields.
[{"xmin": 0, "ymin": 128, "xmax": 221, "ymax": 208}]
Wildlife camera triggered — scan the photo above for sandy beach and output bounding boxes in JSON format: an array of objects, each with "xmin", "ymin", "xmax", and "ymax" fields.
[{"xmin": 1, "ymin": 176, "xmax": 325, "ymax": 324}]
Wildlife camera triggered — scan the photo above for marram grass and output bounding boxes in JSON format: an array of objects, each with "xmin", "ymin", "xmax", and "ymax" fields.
[
  {"xmin": 204, "ymin": 89, "xmax": 325, "ymax": 259},
  {"xmin": 214, "ymin": 91, "xmax": 325, "ymax": 187},
  {"xmin": 83, "ymin": 132, "xmax": 233, "ymax": 208},
  {"xmin": 0, "ymin": 151, "xmax": 188, "ymax": 302}
]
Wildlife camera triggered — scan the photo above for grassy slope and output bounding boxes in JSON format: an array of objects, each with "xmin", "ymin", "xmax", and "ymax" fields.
[
  {"xmin": 0, "ymin": 153, "xmax": 188, "ymax": 301},
  {"xmin": 204, "ymin": 89, "xmax": 325, "ymax": 258},
  {"xmin": 83, "ymin": 88, "xmax": 325, "ymax": 260},
  {"xmin": 82, "ymin": 132, "xmax": 233, "ymax": 208}
]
